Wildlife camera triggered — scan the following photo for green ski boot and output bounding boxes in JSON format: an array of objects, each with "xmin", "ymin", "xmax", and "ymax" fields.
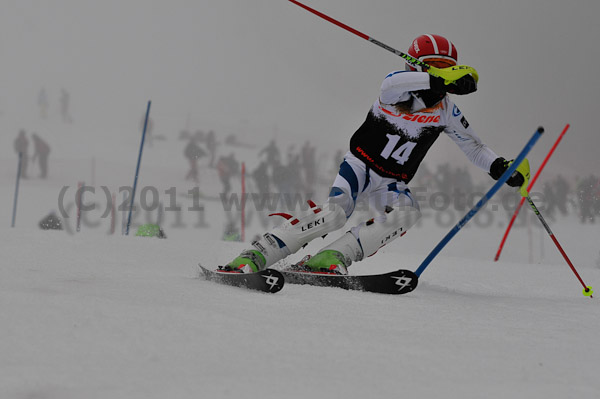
[
  {"xmin": 222, "ymin": 250, "xmax": 266, "ymax": 273},
  {"xmin": 303, "ymin": 250, "xmax": 348, "ymax": 275}
]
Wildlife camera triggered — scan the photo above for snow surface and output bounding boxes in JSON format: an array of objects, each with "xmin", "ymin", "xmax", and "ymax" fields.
[
  {"xmin": 1, "ymin": 121, "xmax": 599, "ymax": 398},
  {"xmin": 2, "ymin": 223, "xmax": 599, "ymax": 399}
]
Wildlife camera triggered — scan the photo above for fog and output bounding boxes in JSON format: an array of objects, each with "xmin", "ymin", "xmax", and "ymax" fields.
[{"xmin": 2, "ymin": 0, "xmax": 599, "ymax": 178}]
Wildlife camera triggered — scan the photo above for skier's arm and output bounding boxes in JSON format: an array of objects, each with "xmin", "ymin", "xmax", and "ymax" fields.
[
  {"xmin": 379, "ymin": 71, "xmax": 431, "ymax": 105},
  {"xmin": 443, "ymin": 103, "xmax": 499, "ymax": 172},
  {"xmin": 380, "ymin": 69, "xmax": 477, "ymax": 108},
  {"xmin": 444, "ymin": 102, "xmax": 529, "ymax": 190}
]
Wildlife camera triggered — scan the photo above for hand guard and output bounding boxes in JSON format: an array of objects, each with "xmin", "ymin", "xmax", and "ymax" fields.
[
  {"xmin": 489, "ymin": 157, "xmax": 531, "ymax": 196},
  {"xmin": 428, "ymin": 65, "xmax": 479, "ymax": 95},
  {"xmin": 510, "ymin": 158, "xmax": 531, "ymax": 197}
]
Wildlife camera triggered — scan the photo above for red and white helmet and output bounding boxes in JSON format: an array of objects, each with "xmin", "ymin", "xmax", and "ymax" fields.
[{"xmin": 406, "ymin": 34, "xmax": 458, "ymax": 71}]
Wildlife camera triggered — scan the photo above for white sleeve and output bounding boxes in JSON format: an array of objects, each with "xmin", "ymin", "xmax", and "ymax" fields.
[
  {"xmin": 443, "ymin": 100, "xmax": 499, "ymax": 173},
  {"xmin": 379, "ymin": 71, "xmax": 431, "ymax": 105}
]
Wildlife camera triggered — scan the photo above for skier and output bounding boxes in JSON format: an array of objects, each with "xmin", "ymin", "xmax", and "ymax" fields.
[{"xmin": 223, "ymin": 34, "xmax": 530, "ymax": 274}]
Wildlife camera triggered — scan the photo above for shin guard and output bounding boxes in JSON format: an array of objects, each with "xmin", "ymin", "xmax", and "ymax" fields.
[{"xmin": 352, "ymin": 206, "xmax": 421, "ymax": 259}]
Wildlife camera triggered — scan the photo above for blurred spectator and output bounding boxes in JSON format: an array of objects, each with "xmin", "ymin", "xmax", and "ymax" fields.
[
  {"xmin": 252, "ymin": 161, "xmax": 271, "ymax": 195},
  {"xmin": 577, "ymin": 175, "xmax": 598, "ymax": 223},
  {"xmin": 435, "ymin": 163, "xmax": 453, "ymax": 194},
  {"xmin": 206, "ymin": 130, "xmax": 218, "ymax": 167},
  {"xmin": 184, "ymin": 138, "xmax": 207, "ymax": 183},
  {"xmin": 14, "ymin": 129, "xmax": 29, "ymax": 178},
  {"xmin": 31, "ymin": 133, "xmax": 51, "ymax": 179},
  {"xmin": 554, "ymin": 174, "xmax": 570, "ymax": 216},
  {"xmin": 330, "ymin": 149, "xmax": 345, "ymax": 176},
  {"xmin": 543, "ymin": 182, "xmax": 557, "ymax": 220},
  {"xmin": 301, "ymin": 140, "xmax": 317, "ymax": 190},
  {"xmin": 284, "ymin": 145, "xmax": 304, "ymax": 194},
  {"xmin": 38, "ymin": 88, "xmax": 49, "ymax": 119},
  {"xmin": 259, "ymin": 139, "xmax": 281, "ymax": 167},
  {"xmin": 60, "ymin": 88, "xmax": 73, "ymax": 123},
  {"xmin": 217, "ymin": 153, "xmax": 239, "ymax": 195}
]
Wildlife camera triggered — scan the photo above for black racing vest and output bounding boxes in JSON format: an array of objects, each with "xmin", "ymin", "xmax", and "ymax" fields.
[{"xmin": 350, "ymin": 104, "xmax": 445, "ymax": 182}]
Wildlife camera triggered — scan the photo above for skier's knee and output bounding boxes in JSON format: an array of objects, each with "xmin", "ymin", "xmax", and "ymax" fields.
[{"xmin": 327, "ymin": 186, "xmax": 356, "ymax": 218}]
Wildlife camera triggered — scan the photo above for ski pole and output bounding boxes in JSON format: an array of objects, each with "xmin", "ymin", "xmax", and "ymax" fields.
[
  {"xmin": 415, "ymin": 127, "xmax": 544, "ymax": 277},
  {"xmin": 288, "ymin": 0, "xmax": 433, "ymax": 71},
  {"xmin": 495, "ymin": 124, "xmax": 570, "ymax": 261},
  {"xmin": 525, "ymin": 195, "xmax": 593, "ymax": 298},
  {"xmin": 126, "ymin": 100, "xmax": 151, "ymax": 236},
  {"xmin": 11, "ymin": 152, "xmax": 23, "ymax": 227}
]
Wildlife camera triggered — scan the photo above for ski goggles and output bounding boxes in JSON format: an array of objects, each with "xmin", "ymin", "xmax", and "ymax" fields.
[
  {"xmin": 422, "ymin": 57, "xmax": 457, "ymax": 69},
  {"xmin": 406, "ymin": 56, "xmax": 457, "ymax": 71}
]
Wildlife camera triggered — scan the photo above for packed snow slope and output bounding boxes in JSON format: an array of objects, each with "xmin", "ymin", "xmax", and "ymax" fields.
[{"xmin": 1, "ymin": 213, "xmax": 599, "ymax": 398}]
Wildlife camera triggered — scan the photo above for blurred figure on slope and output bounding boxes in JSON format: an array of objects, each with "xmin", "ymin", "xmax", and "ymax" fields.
[
  {"xmin": 301, "ymin": 140, "xmax": 317, "ymax": 191},
  {"xmin": 259, "ymin": 139, "xmax": 281, "ymax": 169},
  {"xmin": 31, "ymin": 133, "xmax": 51, "ymax": 179},
  {"xmin": 60, "ymin": 88, "xmax": 73, "ymax": 124},
  {"xmin": 252, "ymin": 161, "xmax": 271, "ymax": 196},
  {"xmin": 579, "ymin": 175, "xmax": 600, "ymax": 223},
  {"xmin": 554, "ymin": 174, "xmax": 570, "ymax": 216},
  {"xmin": 14, "ymin": 129, "xmax": 29, "ymax": 178},
  {"xmin": 184, "ymin": 138, "xmax": 207, "ymax": 183},
  {"xmin": 206, "ymin": 130, "xmax": 218, "ymax": 168},
  {"xmin": 38, "ymin": 88, "xmax": 49, "ymax": 119},
  {"xmin": 217, "ymin": 153, "xmax": 239, "ymax": 195}
]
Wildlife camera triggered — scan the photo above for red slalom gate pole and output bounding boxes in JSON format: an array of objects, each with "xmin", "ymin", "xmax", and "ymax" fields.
[
  {"xmin": 495, "ymin": 124, "xmax": 570, "ymax": 261},
  {"xmin": 287, "ymin": 0, "xmax": 433, "ymax": 71},
  {"xmin": 525, "ymin": 195, "xmax": 593, "ymax": 298}
]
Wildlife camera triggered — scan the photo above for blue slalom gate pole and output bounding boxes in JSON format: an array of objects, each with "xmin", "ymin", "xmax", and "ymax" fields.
[
  {"xmin": 415, "ymin": 127, "xmax": 544, "ymax": 277},
  {"xmin": 11, "ymin": 152, "xmax": 23, "ymax": 227},
  {"xmin": 126, "ymin": 100, "xmax": 151, "ymax": 235}
]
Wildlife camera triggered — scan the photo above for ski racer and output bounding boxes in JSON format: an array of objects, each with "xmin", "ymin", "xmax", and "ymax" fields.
[{"xmin": 224, "ymin": 34, "xmax": 530, "ymax": 274}]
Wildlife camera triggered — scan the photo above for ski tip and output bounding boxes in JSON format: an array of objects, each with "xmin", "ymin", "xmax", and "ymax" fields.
[{"xmin": 537, "ymin": 126, "xmax": 545, "ymax": 134}]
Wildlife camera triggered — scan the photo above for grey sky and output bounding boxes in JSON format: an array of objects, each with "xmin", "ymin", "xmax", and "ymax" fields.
[{"xmin": 2, "ymin": 0, "xmax": 598, "ymax": 178}]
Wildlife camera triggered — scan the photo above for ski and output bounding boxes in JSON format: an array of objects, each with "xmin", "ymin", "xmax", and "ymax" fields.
[
  {"xmin": 198, "ymin": 264, "xmax": 285, "ymax": 293},
  {"xmin": 280, "ymin": 268, "xmax": 418, "ymax": 295}
]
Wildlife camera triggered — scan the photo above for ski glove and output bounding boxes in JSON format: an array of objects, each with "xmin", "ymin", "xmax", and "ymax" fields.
[
  {"xmin": 428, "ymin": 65, "xmax": 479, "ymax": 95},
  {"xmin": 489, "ymin": 157, "xmax": 531, "ymax": 196}
]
